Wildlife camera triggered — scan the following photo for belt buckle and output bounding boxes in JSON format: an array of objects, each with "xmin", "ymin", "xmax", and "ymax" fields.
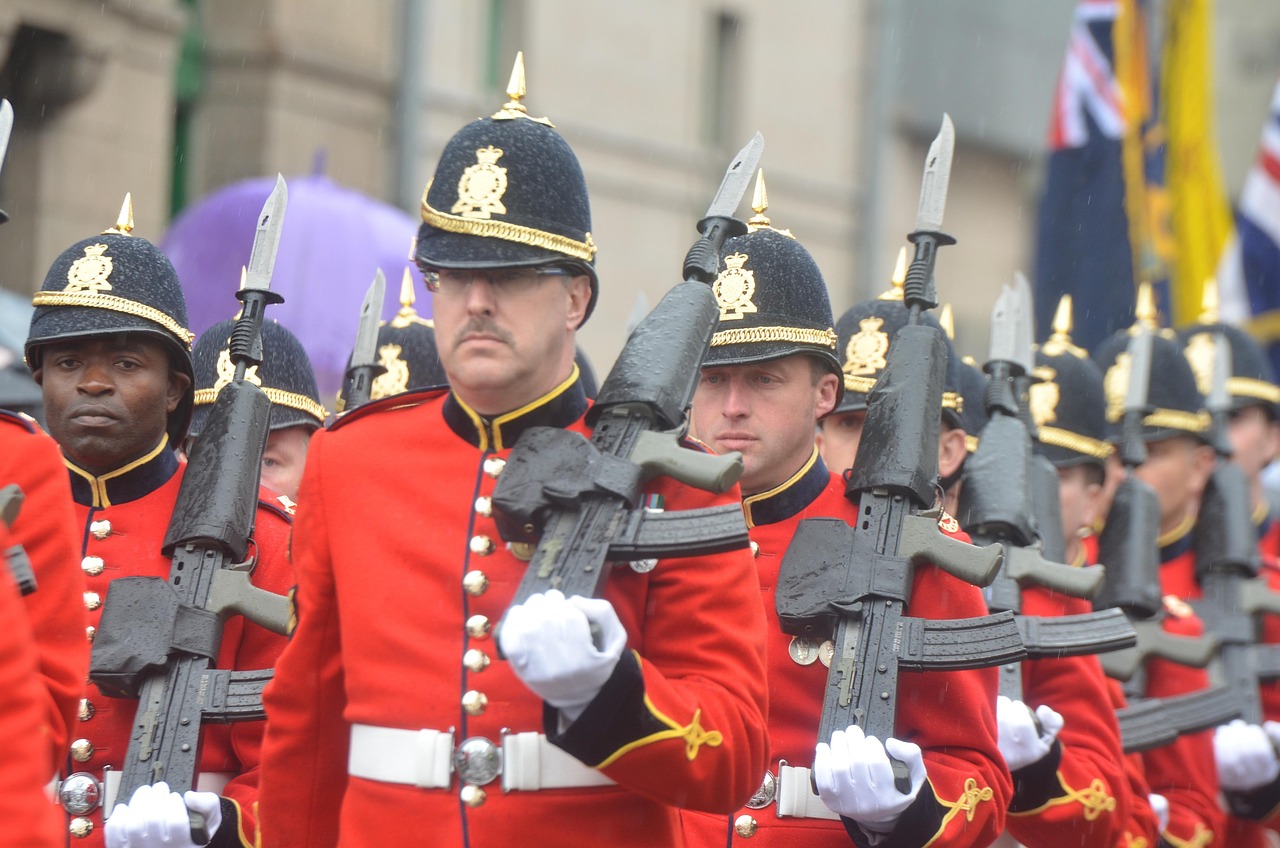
[
  {"xmin": 58, "ymin": 772, "xmax": 103, "ymax": 815},
  {"xmin": 454, "ymin": 736, "xmax": 502, "ymax": 786},
  {"xmin": 745, "ymin": 768, "xmax": 777, "ymax": 810}
]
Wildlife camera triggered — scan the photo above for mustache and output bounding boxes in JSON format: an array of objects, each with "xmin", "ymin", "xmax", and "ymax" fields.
[{"xmin": 454, "ymin": 319, "xmax": 515, "ymax": 347}]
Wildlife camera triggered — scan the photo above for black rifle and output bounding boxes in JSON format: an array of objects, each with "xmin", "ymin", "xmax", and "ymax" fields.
[
  {"xmin": 959, "ymin": 276, "xmax": 1132, "ymax": 702},
  {"xmin": 491, "ymin": 135, "xmax": 763, "ymax": 614},
  {"xmin": 776, "ymin": 115, "xmax": 1026, "ymax": 793},
  {"xmin": 89, "ymin": 177, "xmax": 293, "ymax": 840},
  {"xmin": 1117, "ymin": 685, "xmax": 1241, "ymax": 753}
]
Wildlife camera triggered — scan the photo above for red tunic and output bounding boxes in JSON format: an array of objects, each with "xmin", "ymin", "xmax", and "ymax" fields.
[
  {"xmin": 1105, "ymin": 679, "xmax": 1161, "ymax": 847},
  {"xmin": 1004, "ymin": 587, "xmax": 1130, "ymax": 847},
  {"xmin": 0, "ymin": 528, "xmax": 65, "ymax": 848},
  {"xmin": 258, "ymin": 380, "xmax": 770, "ymax": 848},
  {"xmin": 61, "ymin": 439, "xmax": 293, "ymax": 847},
  {"xmin": 0, "ymin": 410, "xmax": 87, "ymax": 772},
  {"xmin": 681, "ymin": 451, "xmax": 1010, "ymax": 848}
]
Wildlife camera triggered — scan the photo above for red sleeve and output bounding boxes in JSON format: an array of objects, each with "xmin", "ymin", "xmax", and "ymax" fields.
[
  {"xmin": 1105, "ymin": 680, "xmax": 1162, "ymax": 847},
  {"xmin": 259, "ymin": 433, "xmax": 349, "ymax": 848},
  {"xmin": 0, "ymin": 420, "xmax": 88, "ymax": 773},
  {"xmin": 1005, "ymin": 591, "xmax": 1130, "ymax": 847}
]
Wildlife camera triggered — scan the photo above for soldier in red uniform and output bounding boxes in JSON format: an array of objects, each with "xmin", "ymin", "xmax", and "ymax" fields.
[
  {"xmin": 684, "ymin": 178, "xmax": 1009, "ymax": 848},
  {"xmin": 1093, "ymin": 286, "xmax": 1228, "ymax": 847},
  {"xmin": 257, "ymin": 57, "xmax": 769, "ymax": 848},
  {"xmin": 24, "ymin": 201, "xmax": 293, "ymax": 848}
]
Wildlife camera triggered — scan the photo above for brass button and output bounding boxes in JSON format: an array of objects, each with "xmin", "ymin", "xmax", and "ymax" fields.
[
  {"xmin": 460, "ymin": 784, "xmax": 486, "ymax": 807},
  {"xmin": 78, "ymin": 699, "xmax": 95, "ymax": 721},
  {"xmin": 89, "ymin": 519, "xmax": 112, "ymax": 540},
  {"xmin": 85, "ymin": 625, "xmax": 96, "ymax": 643},
  {"xmin": 465, "ymin": 615, "xmax": 491, "ymax": 639},
  {"xmin": 469, "ymin": 535, "xmax": 495, "ymax": 556},
  {"xmin": 463, "ymin": 570, "xmax": 489, "ymax": 596},
  {"xmin": 462, "ymin": 690, "xmax": 488, "ymax": 716},
  {"xmin": 70, "ymin": 738, "xmax": 94, "ymax": 762},
  {"xmin": 734, "ymin": 814, "xmax": 758, "ymax": 838},
  {"xmin": 69, "ymin": 817, "xmax": 94, "ymax": 838},
  {"xmin": 509, "ymin": 542, "xmax": 536, "ymax": 561},
  {"xmin": 83, "ymin": 592, "xmax": 101, "ymax": 611},
  {"xmin": 463, "ymin": 649, "xmax": 490, "ymax": 673},
  {"xmin": 483, "ymin": 457, "xmax": 506, "ymax": 478},
  {"xmin": 750, "ymin": 540, "xmax": 760, "ymax": 558},
  {"xmin": 81, "ymin": 556, "xmax": 105, "ymax": 576},
  {"xmin": 474, "ymin": 496, "xmax": 493, "ymax": 518}
]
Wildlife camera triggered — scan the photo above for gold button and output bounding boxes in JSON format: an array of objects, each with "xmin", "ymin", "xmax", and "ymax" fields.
[
  {"xmin": 84, "ymin": 592, "xmax": 101, "ymax": 611},
  {"xmin": 469, "ymin": 535, "xmax": 495, "ymax": 556},
  {"xmin": 474, "ymin": 496, "xmax": 493, "ymax": 518},
  {"xmin": 463, "ymin": 571, "xmax": 489, "ymax": 597},
  {"xmin": 81, "ymin": 556, "xmax": 105, "ymax": 576},
  {"xmin": 85, "ymin": 625, "xmax": 96, "ymax": 643},
  {"xmin": 78, "ymin": 699, "xmax": 95, "ymax": 721},
  {"xmin": 734, "ymin": 815, "xmax": 758, "ymax": 838},
  {"xmin": 89, "ymin": 519, "xmax": 112, "ymax": 540},
  {"xmin": 460, "ymin": 784, "xmax": 486, "ymax": 807},
  {"xmin": 483, "ymin": 457, "xmax": 506, "ymax": 478},
  {"xmin": 463, "ymin": 649, "xmax": 491, "ymax": 673},
  {"xmin": 509, "ymin": 542, "xmax": 536, "ymax": 561},
  {"xmin": 750, "ymin": 540, "xmax": 760, "ymax": 558},
  {"xmin": 69, "ymin": 817, "xmax": 93, "ymax": 838},
  {"xmin": 70, "ymin": 738, "xmax": 94, "ymax": 762},
  {"xmin": 462, "ymin": 690, "xmax": 488, "ymax": 716},
  {"xmin": 465, "ymin": 615, "xmax": 491, "ymax": 639}
]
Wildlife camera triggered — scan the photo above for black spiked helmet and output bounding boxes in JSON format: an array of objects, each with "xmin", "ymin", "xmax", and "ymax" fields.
[
  {"xmin": 955, "ymin": 358, "xmax": 989, "ymax": 453},
  {"xmin": 703, "ymin": 173, "xmax": 840, "ymax": 395},
  {"xmin": 1032, "ymin": 295, "xmax": 1112, "ymax": 469},
  {"xmin": 414, "ymin": 53, "xmax": 598, "ymax": 321},
  {"xmin": 25, "ymin": 197, "xmax": 196, "ymax": 446},
  {"xmin": 190, "ymin": 318, "xmax": 327, "ymax": 439},
  {"xmin": 1176, "ymin": 283, "xmax": 1280, "ymax": 418}
]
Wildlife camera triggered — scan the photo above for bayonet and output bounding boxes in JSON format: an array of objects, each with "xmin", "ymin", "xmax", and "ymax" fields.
[
  {"xmin": 339, "ymin": 270, "xmax": 388, "ymax": 412},
  {"xmin": 902, "ymin": 115, "xmax": 957, "ymax": 315},
  {"xmin": 243, "ymin": 174, "xmax": 287, "ymax": 292},
  {"xmin": 683, "ymin": 132, "xmax": 764, "ymax": 284},
  {"xmin": 0, "ymin": 99, "xmax": 12, "ymax": 225}
]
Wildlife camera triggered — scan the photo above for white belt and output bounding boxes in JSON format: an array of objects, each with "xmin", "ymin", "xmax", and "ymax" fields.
[
  {"xmin": 776, "ymin": 765, "xmax": 839, "ymax": 820},
  {"xmin": 347, "ymin": 725, "xmax": 614, "ymax": 792}
]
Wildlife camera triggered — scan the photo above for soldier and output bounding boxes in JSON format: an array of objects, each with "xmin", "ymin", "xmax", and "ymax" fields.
[
  {"xmin": 1093, "ymin": 287, "xmax": 1227, "ymax": 846},
  {"xmin": 190, "ymin": 317, "xmax": 328, "ymax": 501},
  {"xmin": 25, "ymin": 200, "xmax": 294, "ymax": 847},
  {"xmin": 685, "ymin": 177, "xmax": 1009, "ymax": 847},
  {"xmin": 257, "ymin": 55, "xmax": 769, "ymax": 847}
]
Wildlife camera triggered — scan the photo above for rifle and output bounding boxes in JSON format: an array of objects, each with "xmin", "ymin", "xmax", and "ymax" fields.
[
  {"xmin": 88, "ymin": 177, "xmax": 293, "ymax": 840},
  {"xmin": 1190, "ymin": 331, "xmax": 1280, "ymax": 724},
  {"xmin": 338, "ymin": 269, "xmax": 388, "ymax": 412},
  {"xmin": 491, "ymin": 134, "xmax": 762, "ymax": 614},
  {"xmin": 0, "ymin": 485, "xmax": 36, "ymax": 596},
  {"xmin": 1117, "ymin": 685, "xmax": 1241, "ymax": 754},
  {"xmin": 775, "ymin": 115, "xmax": 1026, "ymax": 793},
  {"xmin": 959, "ymin": 275, "xmax": 1132, "ymax": 702}
]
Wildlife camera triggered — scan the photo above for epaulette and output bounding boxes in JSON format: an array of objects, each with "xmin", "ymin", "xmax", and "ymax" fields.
[
  {"xmin": 327, "ymin": 386, "xmax": 448, "ymax": 433},
  {"xmin": 0, "ymin": 408, "xmax": 39, "ymax": 434},
  {"xmin": 257, "ymin": 492, "xmax": 296, "ymax": 524}
]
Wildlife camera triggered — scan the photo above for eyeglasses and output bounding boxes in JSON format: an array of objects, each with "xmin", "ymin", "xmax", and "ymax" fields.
[{"xmin": 422, "ymin": 266, "xmax": 574, "ymax": 296}]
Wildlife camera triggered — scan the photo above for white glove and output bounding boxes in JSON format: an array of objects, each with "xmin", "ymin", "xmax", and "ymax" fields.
[
  {"xmin": 1148, "ymin": 792, "xmax": 1170, "ymax": 833},
  {"xmin": 814, "ymin": 724, "xmax": 927, "ymax": 832},
  {"xmin": 996, "ymin": 695, "xmax": 1064, "ymax": 772},
  {"xmin": 105, "ymin": 782, "xmax": 222, "ymax": 848},
  {"xmin": 1214, "ymin": 719, "xmax": 1280, "ymax": 790},
  {"xmin": 498, "ymin": 589, "xmax": 627, "ymax": 723}
]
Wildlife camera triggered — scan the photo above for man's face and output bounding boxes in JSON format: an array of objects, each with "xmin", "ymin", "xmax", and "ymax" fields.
[
  {"xmin": 1228, "ymin": 405, "xmax": 1280, "ymax": 484},
  {"xmin": 429, "ymin": 267, "xmax": 590, "ymax": 414},
  {"xmin": 1057, "ymin": 464, "xmax": 1103, "ymax": 550},
  {"xmin": 261, "ymin": 425, "xmax": 313, "ymax": 501},
  {"xmin": 817, "ymin": 409, "xmax": 865, "ymax": 476},
  {"xmin": 692, "ymin": 355, "xmax": 837, "ymax": 495},
  {"xmin": 34, "ymin": 334, "xmax": 188, "ymax": 474},
  {"xmin": 1133, "ymin": 434, "xmax": 1214, "ymax": 532}
]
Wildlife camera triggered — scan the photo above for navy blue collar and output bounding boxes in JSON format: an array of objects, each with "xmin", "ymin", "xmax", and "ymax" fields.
[
  {"xmin": 442, "ymin": 367, "xmax": 588, "ymax": 451},
  {"xmin": 65, "ymin": 437, "xmax": 179, "ymax": 508},
  {"xmin": 1158, "ymin": 513, "xmax": 1196, "ymax": 564},
  {"xmin": 742, "ymin": 448, "xmax": 831, "ymax": 528}
]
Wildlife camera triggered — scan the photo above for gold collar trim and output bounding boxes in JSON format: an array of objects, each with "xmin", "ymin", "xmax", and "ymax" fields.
[
  {"xmin": 742, "ymin": 447, "xmax": 819, "ymax": 529},
  {"xmin": 452, "ymin": 365, "xmax": 581, "ymax": 452},
  {"xmin": 32, "ymin": 291, "xmax": 195, "ymax": 347},
  {"xmin": 421, "ymin": 184, "xmax": 597, "ymax": 262},
  {"xmin": 64, "ymin": 435, "xmax": 169, "ymax": 509},
  {"xmin": 1156, "ymin": 511, "xmax": 1196, "ymax": 550}
]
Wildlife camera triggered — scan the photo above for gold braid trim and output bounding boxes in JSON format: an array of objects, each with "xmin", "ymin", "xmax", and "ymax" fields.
[
  {"xmin": 936, "ymin": 777, "xmax": 995, "ymax": 830},
  {"xmin": 420, "ymin": 185, "xmax": 596, "ymax": 262},
  {"xmin": 1039, "ymin": 425, "xmax": 1114, "ymax": 460},
  {"xmin": 32, "ymin": 291, "xmax": 195, "ymax": 347},
  {"xmin": 194, "ymin": 387, "xmax": 328, "ymax": 423},
  {"xmin": 1144, "ymin": 408, "xmax": 1210, "ymax": 433},
  {"xmin": 1161, "ymin": 823, "xmax": 1212, "ymax": 848},
  {"xmin": 965, "ymin": 434, "xmax": 979, "ymax": 453},
  {"xmin": 842, "ymin": 373, "xmax": 963, "ymax": 413},
  {"xmin": 1229, "ymin": 376, "xmax": 1280, "ymax": 404},
  {"xmin": 942, "ymin": 391, "xmax": 964, "ymax": 414},
  {"xmin": 710, "ymin": 325, "xmax": 838, "ymax": 349},
  {"xmin": 1007, "ymin": 775, "xmax": 1116, "ymax": 822}
]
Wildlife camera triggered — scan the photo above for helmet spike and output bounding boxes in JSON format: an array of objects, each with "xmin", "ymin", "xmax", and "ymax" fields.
[
  {"xmin": 938, "ymin": 303, "xmax": 956, "ymax": 340},
  {"xmin": 492, "ymin": 52, "xmax": 554, "ymax": 126},
  {"xmin": 1042, "ymin": 294, "xmax": 1087, "ymax": 358},
  {"xmin": 878, "ymin": 247, "xmax": 908, "ymax": 300},
  {"xmin": 747, "ymin": 169, "xmax": 770, "ymax": 229},
  {"xmin": 1198, "ymin": 278, "xmax": 1220, "ymax": 324},
  {"xmin": 104, "ymin": 193, "xmax": 135, "ymax": 236},
  {"xmin": 1135, "ymin": 282, "xmax": 1158, "ymax": 329}
]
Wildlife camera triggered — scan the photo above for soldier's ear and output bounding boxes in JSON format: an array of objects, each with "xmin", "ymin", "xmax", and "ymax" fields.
[
  {"xmin": 1189, "ymin": 442, "xmax": 1216, "ymax": 496},
  {"xmin": 814, "ymin": 373, "xmax": 839, "ymax": 419},
  {"xmin": 564, "ymin": 275, "xmax": 591, "ymax": 330},
  {"xmin": 166, "ymin": 369, "xmax": 192, "ymax": 414},
  {"xmin": 937, "ymin": 426, "xmax": 967, "ymax": 480}
]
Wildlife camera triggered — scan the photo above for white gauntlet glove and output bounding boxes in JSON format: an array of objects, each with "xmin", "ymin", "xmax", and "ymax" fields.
[
  {"xmin": 996, "ymin": 695, "xmax": 1064, "ymax": 772},
  {"xmin": 498, "ymin": 589, "xmax": 627, "ymax": 723},
  {"xmin": 813, "ymin": 724, "xmax": 927, "ymax": 833},
  {"xmin": 1214, "ymin": 719, "xmax": 1280, "ymax": 791},
  {"xmin": 105, "ymin": 782, "xmax": 222, "ymax": 848},
  {"xmin": 1148, "ymin": 792, "xmax": 1169, "ymax": 833}
]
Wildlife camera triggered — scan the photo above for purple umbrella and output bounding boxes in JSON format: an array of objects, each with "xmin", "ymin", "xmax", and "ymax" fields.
[{"xmin": 161, "ymin": 172, "xmax": 428, "ymax": 399}]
